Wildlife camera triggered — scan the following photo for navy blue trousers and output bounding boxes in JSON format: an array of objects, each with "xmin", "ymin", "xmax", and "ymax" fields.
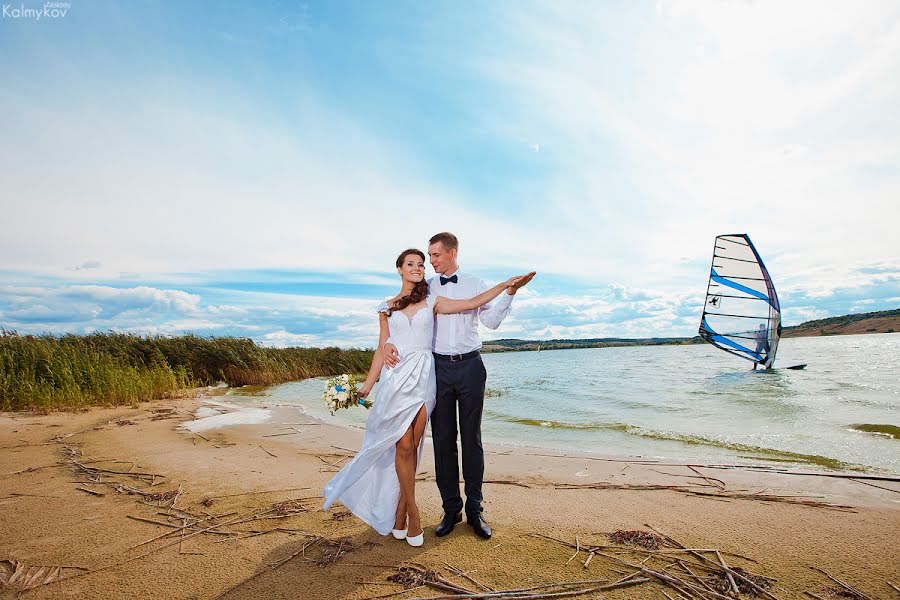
[{"xmin": 431, "ymin": 354, "xmax": 487, "ymax": 516}]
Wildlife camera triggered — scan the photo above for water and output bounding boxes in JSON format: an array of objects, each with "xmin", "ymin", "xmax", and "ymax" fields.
[{"xmin": 230, "ymin": 333, "xmax": 900, "ymax": 473}]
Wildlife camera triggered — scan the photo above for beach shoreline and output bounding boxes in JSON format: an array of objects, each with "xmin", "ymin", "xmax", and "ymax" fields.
[{"xmin": 1, "ymin": 393, "xmax": 898, "ymax": 599}]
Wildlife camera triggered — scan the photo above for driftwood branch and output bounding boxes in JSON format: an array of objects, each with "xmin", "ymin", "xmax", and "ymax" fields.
[{"xmin": 809, "ymin": 566, "xmax": 871, "ymax": 600}]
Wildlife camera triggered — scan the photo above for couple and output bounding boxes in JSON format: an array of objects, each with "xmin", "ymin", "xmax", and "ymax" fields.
[{"xmin": 323, "ymin": 232, "xmax": 535, "ymax": 547}]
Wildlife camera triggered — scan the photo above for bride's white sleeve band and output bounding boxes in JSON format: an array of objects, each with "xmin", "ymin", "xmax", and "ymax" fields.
[{"xmin": 377, "ymin": 301, "xmax": 394, "ymax": 350}]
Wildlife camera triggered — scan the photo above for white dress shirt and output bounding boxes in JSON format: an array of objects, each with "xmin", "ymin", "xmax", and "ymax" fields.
[{"xmin": 428, "ymin": 269, "xmax": 513, "ymax": 355}]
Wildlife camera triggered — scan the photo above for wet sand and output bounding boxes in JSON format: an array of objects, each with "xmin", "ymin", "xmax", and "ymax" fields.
[{"xmin": 1, "ymin": 394, "xmax": 898, "ymax": 599}]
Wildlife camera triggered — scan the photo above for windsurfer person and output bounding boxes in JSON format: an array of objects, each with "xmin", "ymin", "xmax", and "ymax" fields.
[{"xmin": 753, "ymin": 324, "xmax": 769, "ymax": 370}]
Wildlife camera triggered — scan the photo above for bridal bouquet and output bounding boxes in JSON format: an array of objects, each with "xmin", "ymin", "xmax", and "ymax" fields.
[{"xmin": 323, "ymin": 374, "xmax": 372, "ymax": 415}]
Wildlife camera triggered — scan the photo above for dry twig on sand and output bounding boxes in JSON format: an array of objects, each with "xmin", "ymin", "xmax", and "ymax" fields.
[
  {"xmin": 388, "ymin": 564, "xmax": 475, "ymax": 595},
  {"xmin": 271, "ymin": 497, "xmax": 315, "ymax": 515},
  {"xmin": 481, "ymin": 479, "xmax": 532, "ymax": 489},
  {"xmin": 809, "ymin": 567, "xmax": 872, "ymax": 600},
  {"xmin": 443, "ymin": 562, "xmax": 495, "ymax": 592},
  {"xmin": 269, "ymin": 536, "xmax": 323, "ymax": 570},
  {"xmin": 608, "ymin": 529, "xmax": 663, "ymax": 550},
  {"xmin": 317, "ymin": 454, "xmax": 350, "ymax": 471},
  {"xmin": 555, "ymin": 481, "xmax": 856, "ymax": 511},
  {"xmin": 310, "ymin": 537, "xmax": 378, "ymax": 567},
  {"xmin": 248, "ymin": 445, "xmax": 277, "ymax": 458},
  {"xmin": 0, "ymin": 560, "xmax": 88, "ymax": 593},
  {"xmin": 534, "ymin": 526, "xmax": 783, "ymax": 600},
  {"xmin": 383, "ymin": 563, "xmax": 651, "ymax": 600},
  {"xmin": 400, "ymin": 577, "xmax": 650, "ymax": 599},
  {"xmin": 703, "ymin": 566, "xmax": 771, "ymax": 597},
  {"xmin": 206, "ymin": 486, "xmax": 311, "ymax": 500},
  {"xmin": 150, "ymin": 407, "xmax": 183, "ymax": 421},
  {"xmin": 682, "ymin": 489, "xmax": 857, "ymax": 512},
  {"xmin": 66, "ymin": 448, "xmax": 185, "ymax": 507}
]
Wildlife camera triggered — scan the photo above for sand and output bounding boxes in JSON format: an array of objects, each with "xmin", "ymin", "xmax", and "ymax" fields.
[{"xmin": 1, "ymin": 393, "xmax": 898, "ymax": 599}]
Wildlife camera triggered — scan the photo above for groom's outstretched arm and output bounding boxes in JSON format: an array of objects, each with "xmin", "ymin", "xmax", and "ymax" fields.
[
  {"xmin": 476, "ymin": 278, "xmax": 513, "ymax": 330},
  {"xmin": 477, "ymin": 272, "xmax": 535, "ymax": 329}
]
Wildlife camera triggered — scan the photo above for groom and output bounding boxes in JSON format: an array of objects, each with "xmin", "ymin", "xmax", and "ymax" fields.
[{"xmin": 383, "ymin": 232, "xmax": 534, "ymax": 539}]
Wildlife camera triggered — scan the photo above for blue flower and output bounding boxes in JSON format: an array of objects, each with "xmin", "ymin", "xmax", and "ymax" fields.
[{"xmin": 335, "ymin": 385, "xmax": 346, "ymax": 393}]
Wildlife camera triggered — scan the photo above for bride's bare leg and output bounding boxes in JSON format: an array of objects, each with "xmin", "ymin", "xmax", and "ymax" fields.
[
  {"xmin": 395, "ymin": 406, "xmax": 428, "ymax": 537},
  {"xmin": 394, "ymin": 492, "xmax": 407, "ymax": 530}
]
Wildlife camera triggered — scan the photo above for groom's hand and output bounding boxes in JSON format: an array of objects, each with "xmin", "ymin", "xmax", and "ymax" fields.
[
  {"xmin": 383, "ymin": 343, "xmax": 400, "ymax": 368},
  {"xmin": 507, "ymin": 271, "xmax": 536, "ymax": 295}
]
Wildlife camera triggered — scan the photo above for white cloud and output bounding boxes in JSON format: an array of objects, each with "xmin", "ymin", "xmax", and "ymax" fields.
[
  {"xmin": 1, "ymin": 2, "xmax": 898, "ymax": 345},
  {"xmin": 261, "ymin": 330, "xmax": 319, "ymax": 346},
  {"xmin": 0, "ymin": 78, "xmax": 539, "ymax": 279},
  {"xmin": 467, "ymin": 1, "xmax": 900, "ymax": 294}
]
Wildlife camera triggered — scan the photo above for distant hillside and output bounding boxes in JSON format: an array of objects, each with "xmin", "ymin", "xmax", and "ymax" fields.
[
  {"xmin": 782, "ymin": 308, "xmax": 900, "ymax": 337},
  {"xmin": 481, "ymin": 336, "xmax": 702, "ymax": 353},
  {"xmin": 482, "ymin": 308, "xmax": 899, "ymax": 353}
]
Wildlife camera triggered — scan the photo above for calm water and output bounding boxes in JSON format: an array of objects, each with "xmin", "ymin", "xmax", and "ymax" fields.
[{"xmin": 229, "ymin": 333, "xmax": 900, "ymax": 473}]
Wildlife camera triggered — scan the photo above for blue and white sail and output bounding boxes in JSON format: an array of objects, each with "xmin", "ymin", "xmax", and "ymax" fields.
[{"xmin": 699, "ymin": 234, "xmax": 782, "ymax": 368}]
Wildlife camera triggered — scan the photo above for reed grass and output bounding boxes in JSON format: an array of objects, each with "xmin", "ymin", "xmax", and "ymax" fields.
[{"xmin": 0, "ymin": 330, "xmax": 372, "ymax": 411}]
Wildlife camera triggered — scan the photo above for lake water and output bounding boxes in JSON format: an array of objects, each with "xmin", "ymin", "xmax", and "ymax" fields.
[{"xmin": 227, "ymin": 333, "xmax": 899, "ymax": 473}]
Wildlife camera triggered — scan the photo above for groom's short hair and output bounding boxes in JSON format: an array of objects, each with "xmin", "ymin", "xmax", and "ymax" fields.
[{"xmin": 429, "ymin": 232, "xmax": 458, "ymax": 251}]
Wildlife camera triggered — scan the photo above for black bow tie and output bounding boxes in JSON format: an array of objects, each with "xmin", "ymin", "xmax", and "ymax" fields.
[{"xmin": 440, "ymin": 274, "xmax": 458, "ymax": 285}]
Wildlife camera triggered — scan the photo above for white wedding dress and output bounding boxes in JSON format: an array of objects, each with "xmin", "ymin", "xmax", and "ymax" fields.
[{"xmin": 322, "ymin": 295, "xmax": 437, "ymax": 535}]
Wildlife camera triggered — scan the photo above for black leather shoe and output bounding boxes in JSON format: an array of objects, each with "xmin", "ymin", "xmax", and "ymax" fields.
[
  {"xmin": 435, "ymin": 512, "xmax": 462, "ymax": 537},
  {"xmin": 467, "ymin": 513, "xmax": 492, "ymax": 539}
]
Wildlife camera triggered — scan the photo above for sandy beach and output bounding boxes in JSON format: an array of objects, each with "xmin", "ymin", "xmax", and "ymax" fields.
[{"xmin": 1, "ymin": 393, "xmax": 898, "ymax": 599}]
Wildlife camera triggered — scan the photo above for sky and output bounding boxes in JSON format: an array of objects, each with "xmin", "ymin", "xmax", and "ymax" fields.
[{"xmin": 1, "ymin": 0, "xmax": 898, "ymax": 348}]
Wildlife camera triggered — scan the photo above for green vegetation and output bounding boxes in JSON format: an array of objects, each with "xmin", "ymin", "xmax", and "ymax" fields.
[
  {"xmin": 0, "ymin": 331, "xmax": 372, "ymax": 411},
  {"xmin": 849, "ymin": 423, "xmax": 900, "ymax": 440},
  {"xmin": 483, "ymin": 336, "xmax": 703, "ymax": 353}
]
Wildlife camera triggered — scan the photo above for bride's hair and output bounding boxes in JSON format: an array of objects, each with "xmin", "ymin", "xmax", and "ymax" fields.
[{"xmin": 388, "ymin": 249, "xmax": 429, "ymax": 316}]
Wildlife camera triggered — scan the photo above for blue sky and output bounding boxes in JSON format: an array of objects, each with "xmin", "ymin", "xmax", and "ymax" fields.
[{"xmin": 1, "ymin": 0, "xmax": 898, "ymax": 347}]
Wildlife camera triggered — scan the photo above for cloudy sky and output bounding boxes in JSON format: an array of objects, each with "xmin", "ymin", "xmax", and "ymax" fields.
[{"xmin": 1, "ymin": 0, "xmax": 898, "ymax": 347}]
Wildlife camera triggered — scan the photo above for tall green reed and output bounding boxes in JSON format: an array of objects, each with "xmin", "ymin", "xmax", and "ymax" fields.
[{"xmin": 0, "ymin": 330, "xmax": 372, "ymax": 411}]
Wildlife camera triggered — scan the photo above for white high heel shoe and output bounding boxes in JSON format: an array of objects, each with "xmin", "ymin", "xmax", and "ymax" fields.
[
  {"xmin": 406, "ymin": 529, "xmax": 424, "ymax": 547},
  {"xmin": 391, "ymin": 528, "xmax": 407, "ymax": 540}
]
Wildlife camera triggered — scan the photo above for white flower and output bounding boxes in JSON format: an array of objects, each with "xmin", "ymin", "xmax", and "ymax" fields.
[{"xmin": 323, "ymin": 373, "xmax": 366, "ymax": 414}]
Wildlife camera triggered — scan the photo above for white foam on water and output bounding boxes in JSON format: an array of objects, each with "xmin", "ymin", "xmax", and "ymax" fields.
[
  {"xmin": 182, "ymin": 400, "xmax": 271, "ymax": 433},
  {"xmin": 194, "ymin": 407, "xmax": 223, "ymax": 418}
]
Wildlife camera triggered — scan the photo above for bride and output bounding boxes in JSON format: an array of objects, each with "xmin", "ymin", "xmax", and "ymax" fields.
[{"xmin": 323, "ymin": 248, "xmax": 530, "ymax": 547}]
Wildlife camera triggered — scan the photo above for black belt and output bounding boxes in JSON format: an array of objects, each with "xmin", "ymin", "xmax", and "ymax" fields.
[{"xmin": 433, "ymin": 350, "xmax": 480, "ymax": 362}]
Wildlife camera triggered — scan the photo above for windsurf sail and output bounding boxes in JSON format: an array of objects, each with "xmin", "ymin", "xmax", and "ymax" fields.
[{"xmin": 699, "ymin": 234, "xmax": 782, "ymax": 368}]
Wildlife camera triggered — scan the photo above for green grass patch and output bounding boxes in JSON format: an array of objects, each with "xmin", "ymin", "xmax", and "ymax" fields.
[{"xmin": 849, "ymin": 423, "xmax": 900, "ymax": 440}]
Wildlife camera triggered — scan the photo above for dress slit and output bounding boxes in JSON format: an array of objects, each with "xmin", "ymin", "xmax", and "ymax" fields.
[{"xmin": 322, "ymin": 296, "xmax": 437, "ymax": 536}]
